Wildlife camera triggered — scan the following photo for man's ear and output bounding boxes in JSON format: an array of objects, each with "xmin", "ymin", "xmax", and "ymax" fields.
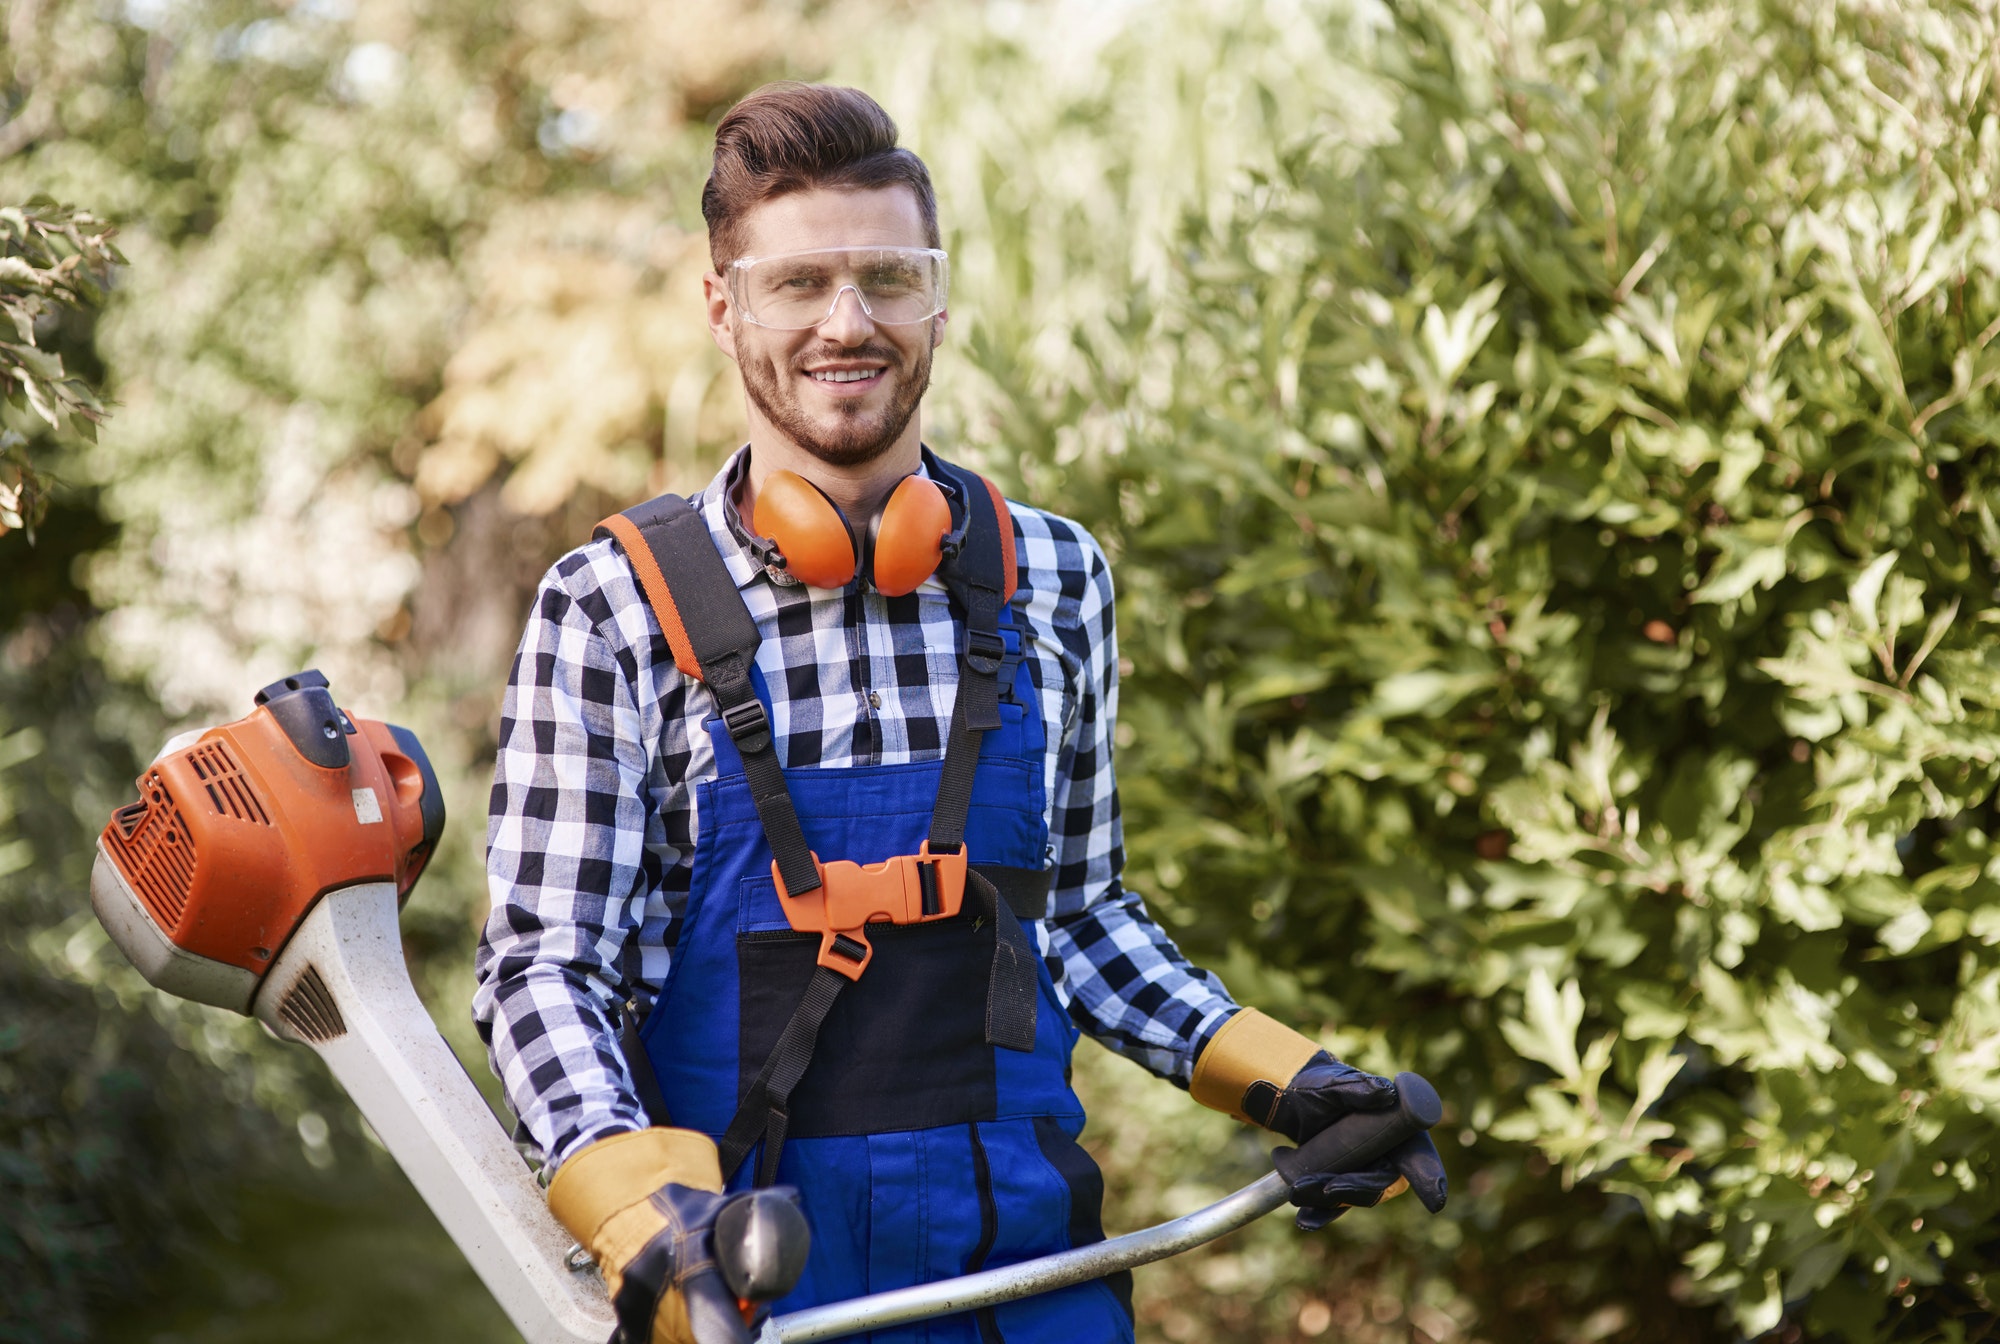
[
  {"xmin": 704, "ymin": 271, "xmax": 738, "ymax": 361},
  {"xmin": 931, "ymin": 307, "xmax": 948, "ymax": 350}
]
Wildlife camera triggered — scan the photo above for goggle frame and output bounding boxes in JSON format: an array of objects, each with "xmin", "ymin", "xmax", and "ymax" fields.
[{"xmin": 726, "ymin": 246, "xmax": 951, "ymax": 331}]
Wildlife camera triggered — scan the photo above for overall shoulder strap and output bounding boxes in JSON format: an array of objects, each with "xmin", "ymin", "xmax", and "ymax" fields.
[
  {"xmin": 926, "ymin": 462, "xmax": 1040, "ymax": 1056},
  {"xmin": 600, "ymin": 494, "xmax": 834, "ymax": 1182},
  {"xmin": 926, "ymin": 461, "xmax": 1015, "ymax": 848},
  {"xmin": 593, "ymin": 496, "xmax": 821, "ymax": 900},
  {"xmin": 933, "ymin": 462, "xmax": 1018, "ymax": 624}
]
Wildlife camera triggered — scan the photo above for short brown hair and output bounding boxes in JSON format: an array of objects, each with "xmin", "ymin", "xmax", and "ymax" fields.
[{"xmin": 701, "ymin": 82, "xmax": 941, "ymax": 269}]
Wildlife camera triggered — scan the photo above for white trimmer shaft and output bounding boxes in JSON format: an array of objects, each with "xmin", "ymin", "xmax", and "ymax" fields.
[{"xmin": 251, "ymin": 880, "xmax": 615, "ymax": 1344}]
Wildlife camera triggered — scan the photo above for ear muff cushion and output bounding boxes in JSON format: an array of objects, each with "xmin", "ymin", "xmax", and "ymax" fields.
[
  {"xmin": 755, "ymin": 471, "xmax": 856, "ymax": 589},
  {"xmin": 871, "ymin": 476, "xmax": 952, "ymax": 597}
]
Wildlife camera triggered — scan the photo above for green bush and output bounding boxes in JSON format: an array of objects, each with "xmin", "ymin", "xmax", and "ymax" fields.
[
  {"xmin": 0, "ymin": 202, "xmax": 340, "ymax": 1338},
  {"xmin": 0, "ymin": 603, "xmax": 313, "ymax": 1343},
  {"xmin": 0, "ymin": 199, "xmax": 118, "ymax": 542},
  {"xmin": 930, "ymin": 0, "xmax": 2000, "ymax": 1337}
]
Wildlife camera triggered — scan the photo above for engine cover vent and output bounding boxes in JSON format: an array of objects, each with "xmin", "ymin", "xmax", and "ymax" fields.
[
  {"xmin": 185, "ymin": 741, "xmax": 272, "ymax": 826},
  {"xmin": 277, "ymin": 964, "xmax": 347, "ymax": 1043},
  {"xmin": 102, "ymin": 774, "xmax": 197, "ymax": 933}
]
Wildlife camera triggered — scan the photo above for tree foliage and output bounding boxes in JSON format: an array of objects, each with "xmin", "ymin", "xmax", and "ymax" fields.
[
  {"xmin": 912, "ymin": 0, "xmax": 2000, "ymax": 1337},
  {"xmin": 0, "ymin": 198, "xmax": 118, "ymax": 540},
  {"xmin": 0, "ymin": 198, "xmax": 332, "ymax": 1343}
]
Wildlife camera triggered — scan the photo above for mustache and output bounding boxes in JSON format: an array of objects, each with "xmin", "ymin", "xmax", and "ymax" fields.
[{"xmin": 789, "ymin": 342, "xmax": 906, "ymax": 371}]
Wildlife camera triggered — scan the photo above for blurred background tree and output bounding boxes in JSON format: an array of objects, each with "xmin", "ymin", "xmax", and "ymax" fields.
[{"xmin": 4, "ymin": 0, "xmax": 1999, "ymax": 1341}]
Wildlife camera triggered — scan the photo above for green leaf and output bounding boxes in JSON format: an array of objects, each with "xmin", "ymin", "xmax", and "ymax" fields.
[
  {"xmin": 1499, "ymin": 968, "xmax": 1586, "ymax": 1082},
  {"xmin": 1847, "ymin": 551, "xmax": 1898, "ymax": 633}
]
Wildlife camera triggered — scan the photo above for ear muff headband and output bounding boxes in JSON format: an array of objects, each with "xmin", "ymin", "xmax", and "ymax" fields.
[{"xmin": 752, "ymin": 470, "xmax": 952, "ymax": 595}]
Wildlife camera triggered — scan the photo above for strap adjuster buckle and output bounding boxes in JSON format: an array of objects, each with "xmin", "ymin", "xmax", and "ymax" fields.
[
  {"xmin": 722, "ymin": 697, "xmax": 772, "ymax": 753},
  {"xmin": 771, "ymin": 842, "xmax": 969, "ymax": 981},
  {"xmin": 964, "ymin": 627, "xmax": 1005, "ymax": 676}
]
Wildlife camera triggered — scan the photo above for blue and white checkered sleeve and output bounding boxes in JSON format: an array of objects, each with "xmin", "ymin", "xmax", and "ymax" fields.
[
  {"xmin": 472, "ymin": 552, "xmax": 660, "ymax": 1172},
  {"xmin": 1040, "ymin": 528, "xmax": 1240, "ymax": 1086}
]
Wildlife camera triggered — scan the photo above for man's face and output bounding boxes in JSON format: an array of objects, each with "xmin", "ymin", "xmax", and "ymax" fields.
[{"xmin": 707, "ymin": 186, "xmax": 943, "ymax": 470}]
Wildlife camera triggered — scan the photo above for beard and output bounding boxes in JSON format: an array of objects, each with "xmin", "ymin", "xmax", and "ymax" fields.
[{"xmin": 736, "ymin": 334, "xmax": 933, "ymax": 469}]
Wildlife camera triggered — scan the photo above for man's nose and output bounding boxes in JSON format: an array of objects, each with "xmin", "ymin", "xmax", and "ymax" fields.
[{"xmin": 816, "ymin": 285, "xmax": 877, "ymax": 345}]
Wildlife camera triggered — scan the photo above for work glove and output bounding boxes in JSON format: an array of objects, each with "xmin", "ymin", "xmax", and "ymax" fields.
[
  {"xmin": 548, "ymin": 1127, "xmax": 784, "ymax": 1344},
  {"xmin": 1190, "ymin": 1009, "xmax": 1449, "ymax": 1231}
]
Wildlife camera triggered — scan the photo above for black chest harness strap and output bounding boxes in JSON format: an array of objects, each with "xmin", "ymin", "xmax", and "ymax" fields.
[{"xmin": 594, "ymin": 463, "xmax": 1042, "ymax": 1186}]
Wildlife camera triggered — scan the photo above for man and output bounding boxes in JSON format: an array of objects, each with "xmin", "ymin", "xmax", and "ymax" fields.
[{"xmin": 475, "ymin": 82, "xmax": 1446, "ymax": 1344}]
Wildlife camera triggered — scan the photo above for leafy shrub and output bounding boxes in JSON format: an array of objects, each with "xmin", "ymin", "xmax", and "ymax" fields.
[
  {"xmin": 0, "ymin": 199, "xmax": 118, "ymax": 542},
  {"xmin": 935, "ymin": 0, "xmax": 2000, "ymax": 1337},
  {"xmin": 0, "ymin": 195, "xmax": 341, "ymax": 1340},
  {"xmin": 0, "ymin": 615, "xmax": 327, "ymax": 1343}
]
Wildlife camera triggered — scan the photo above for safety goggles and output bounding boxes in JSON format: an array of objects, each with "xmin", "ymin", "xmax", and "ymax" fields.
[{"xmin": 726, "ymin": 246, "xmax": 949, "ymax": 331}]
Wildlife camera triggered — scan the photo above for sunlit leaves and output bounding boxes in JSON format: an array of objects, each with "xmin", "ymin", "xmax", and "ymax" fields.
[
  {"xmin": 0, "ymin": 199, "xmax": 120, "ymax": 542},
  {"xmin": 932, "ymin": 0, "xmax": 2000, "ymax": 1335}
]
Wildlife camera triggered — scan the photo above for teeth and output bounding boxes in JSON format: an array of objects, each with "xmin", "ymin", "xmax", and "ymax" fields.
[{"xmin": 811, "ymin": 369, "xmax": 879, "ymax": 383}]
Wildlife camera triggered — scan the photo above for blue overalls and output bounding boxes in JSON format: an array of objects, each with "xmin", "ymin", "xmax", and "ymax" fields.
[{"xmin": 603, "ymin": 461, "xmax": 1135, "ymax": 1343}]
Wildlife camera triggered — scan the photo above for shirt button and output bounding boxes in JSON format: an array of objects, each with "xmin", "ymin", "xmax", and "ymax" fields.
[{"xmin": 867, "ymin": 690, "xmax": 882, "ymax": 709}]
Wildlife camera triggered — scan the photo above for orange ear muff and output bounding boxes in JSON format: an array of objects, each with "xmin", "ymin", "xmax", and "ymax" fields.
[
  {"xmin": 754, "ymin": 470, "xmax": 856, "ymax": 589},
  {"xmin": 869, "ymin": 475, "xmax": 952, "ymax": 597}
]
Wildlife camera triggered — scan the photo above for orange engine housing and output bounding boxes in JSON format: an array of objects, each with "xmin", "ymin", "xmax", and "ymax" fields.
[{"xmin": 93, "ymin": 669, "xmax": 444, "ymax": 1012}]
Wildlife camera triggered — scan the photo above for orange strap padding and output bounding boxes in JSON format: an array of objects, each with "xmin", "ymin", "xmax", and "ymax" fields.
[
  {"xmin": 596, "ymin": 513, "xmax": 704, "ymax": 681},
  {"xmin": 980, "ymin": 474, "xmax": 1018, "ymax": 604},
  {"xmin": 771, "ymin": 842, "xmax": 968, "ymax": 981}
]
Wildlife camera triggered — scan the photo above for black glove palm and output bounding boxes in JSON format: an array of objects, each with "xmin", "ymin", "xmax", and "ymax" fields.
[{"xmin": 1249, "ymin": 1052, "xmax": 1449, "ymax": 1231}]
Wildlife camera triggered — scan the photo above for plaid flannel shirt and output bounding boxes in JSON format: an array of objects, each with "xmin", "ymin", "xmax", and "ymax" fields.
[{"xmin": 473, "ymin": 447, "xmax": 1240, "ymax": 1171}]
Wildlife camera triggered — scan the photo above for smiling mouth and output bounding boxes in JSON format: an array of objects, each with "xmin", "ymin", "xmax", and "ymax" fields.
[{"xmin": 808, "ymin": 367, "xmax": 885, "ymax": 385}]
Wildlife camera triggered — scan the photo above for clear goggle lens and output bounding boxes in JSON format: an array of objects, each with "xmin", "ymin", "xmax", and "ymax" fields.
[{"xmin": 728, "ymin": 247, "xmax": 949, "ymax": 330}]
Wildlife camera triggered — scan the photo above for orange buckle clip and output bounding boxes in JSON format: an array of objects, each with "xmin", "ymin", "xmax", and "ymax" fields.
[{"xmin": 772, "ymin": 842, "xmax": 968, "ymax": 981}]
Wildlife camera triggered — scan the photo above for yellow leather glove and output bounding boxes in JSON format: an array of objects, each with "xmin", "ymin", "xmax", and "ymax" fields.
[
  {"xmin": 1189, "ymin": 1008, "xmax": 1326, "ymax": 1124},
  {"xmin": 547, "ymin": 1128, "xmax": 751, "ymax": 1344}
]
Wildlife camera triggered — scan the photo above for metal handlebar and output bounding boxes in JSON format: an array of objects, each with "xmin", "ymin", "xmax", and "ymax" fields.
[
  {"xmin": 754, "ymin": 1170, "xmax": 1291, "ymax": 1342},
  {"xmin": 745, "ymin": 1073, "xmax": 1443, "ymax": 1343}
]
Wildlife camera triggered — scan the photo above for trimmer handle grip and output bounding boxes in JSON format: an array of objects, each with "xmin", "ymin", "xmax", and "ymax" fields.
[
  {"xmin": 713, "ymin": 1187, "xmax": 811, "ymax": 1328},
  {"xmin": 1270, "ymin": 1071, "xmax": 1442, "ymax": 1185}
]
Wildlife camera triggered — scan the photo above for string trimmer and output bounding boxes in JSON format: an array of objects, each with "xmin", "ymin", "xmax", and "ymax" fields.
[{"xmin": 90, "ymin": 671, "xmax": 1441, "ymax": 1343}]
